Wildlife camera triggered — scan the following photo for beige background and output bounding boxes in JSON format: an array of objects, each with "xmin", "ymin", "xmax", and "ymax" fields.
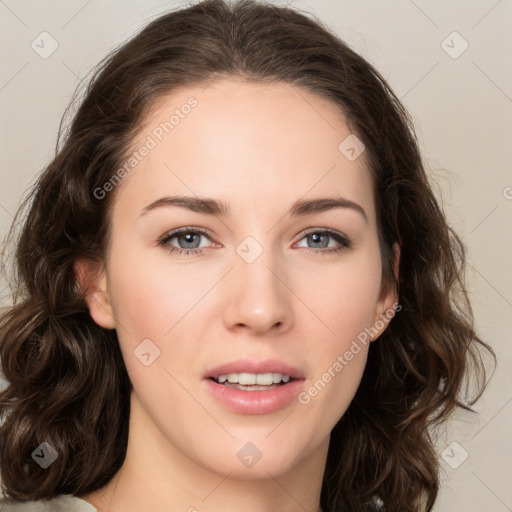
[{"xmin": 1, "ymin": 1, "xmax": 511, "ymax": 510}]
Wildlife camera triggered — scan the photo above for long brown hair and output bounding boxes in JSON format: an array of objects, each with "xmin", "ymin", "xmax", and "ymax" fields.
[{"xmin": 0, "ymin": 1, "xmax": 495, "ymax": 510}]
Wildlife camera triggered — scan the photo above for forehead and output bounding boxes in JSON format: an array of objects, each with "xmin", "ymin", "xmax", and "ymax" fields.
[{"xmin": 111, "ymin": 78, "xmax": 375, "ymax": 223}]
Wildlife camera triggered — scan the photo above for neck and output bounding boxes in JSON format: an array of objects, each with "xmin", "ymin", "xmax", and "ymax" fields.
[{"xmin": 82, "ymin": 392, "xmax": 327, "ymax": 512}]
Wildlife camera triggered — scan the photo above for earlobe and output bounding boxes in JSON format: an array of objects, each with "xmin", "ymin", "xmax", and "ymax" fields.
[
  {"xmin": 74, "ymin": 259, "xmax": 116, "ymax": 330},
  {"xmin": 370, "ymin": 242, "xmax": 401, "ymax": 341}
]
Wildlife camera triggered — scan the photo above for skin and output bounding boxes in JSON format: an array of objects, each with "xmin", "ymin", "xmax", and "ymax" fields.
[{"xmin": 77, "ymin": 78, "xmax": 399, "ymax": 512}]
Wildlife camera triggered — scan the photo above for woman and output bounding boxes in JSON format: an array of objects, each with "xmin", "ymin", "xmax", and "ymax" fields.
[{"xmin": 0, "ymin": 0, "xmax": 494, "ymax": 510}]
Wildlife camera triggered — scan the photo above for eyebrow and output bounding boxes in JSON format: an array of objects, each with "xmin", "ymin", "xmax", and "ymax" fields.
[{"xmin": 138, "ymin": 195, "xmax": 367, "ymax": 223}]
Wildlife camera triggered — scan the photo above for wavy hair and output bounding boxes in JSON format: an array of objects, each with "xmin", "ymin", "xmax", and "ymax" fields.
[{"xmin": 0, "ymin": 1, "xmax": 495, "ymax": 510}]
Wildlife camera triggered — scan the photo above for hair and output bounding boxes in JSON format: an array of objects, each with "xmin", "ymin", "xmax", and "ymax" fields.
[{"xmin": 0, "ymin": 1, "xmax": 495, "ymax": 510}]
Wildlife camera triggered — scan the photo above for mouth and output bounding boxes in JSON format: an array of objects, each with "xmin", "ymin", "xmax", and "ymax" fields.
[
  {"xmin": 209, "ymin": 372, "xmax": 297, "ymax": 391},
  {"xmin": 202, "ymin": 359, "xmax": 305, "ymax": 414}
]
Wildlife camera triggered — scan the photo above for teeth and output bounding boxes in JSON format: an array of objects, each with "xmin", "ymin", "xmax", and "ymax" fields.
[{"xmin": 217, "ymin": 372, "xmax": 291, "ymax": 385}]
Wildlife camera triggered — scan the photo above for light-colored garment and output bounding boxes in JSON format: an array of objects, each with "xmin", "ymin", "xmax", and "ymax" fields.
[{"xmin": 0, "ymin": 494, "xmax": 97, "ymax": 512}]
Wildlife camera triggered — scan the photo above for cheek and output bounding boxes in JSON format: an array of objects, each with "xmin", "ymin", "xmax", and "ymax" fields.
[
  {"xmin": 296, "ymin": 244, "xmax": 382, "ymax": 341},
  {"xmin": 294, "ymin": 247, "xmax": 381, "ymax": 416},
  {"xmin": 105, "ymin": 240, "xmax": 215, "ymax": 393},
  {"xmin": 107, "ymin": 243, "xmax": 207, "ymax": 338}
]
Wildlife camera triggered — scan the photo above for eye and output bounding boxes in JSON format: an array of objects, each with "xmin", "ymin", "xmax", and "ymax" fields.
[
  {"xmin": 157, "ymin": 227, "xmax": 214, "ymax": 257},
  {"xmin": 295, "ymin": 229, "xmax": 351, "ymax": 255},
  {"xmin": 157, "ymin": 227, "xmax": 352, "ymax": 257}
]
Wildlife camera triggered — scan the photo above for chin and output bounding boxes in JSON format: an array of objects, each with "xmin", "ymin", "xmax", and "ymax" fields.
[{"xmin": 191, "ymin": 437, "xmax": 312, "ymax": 480}]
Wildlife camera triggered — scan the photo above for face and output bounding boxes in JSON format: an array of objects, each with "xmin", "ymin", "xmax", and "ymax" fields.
[{"xmin": 81, "ymin": 78, "xmax": 398, "ymax": 480}]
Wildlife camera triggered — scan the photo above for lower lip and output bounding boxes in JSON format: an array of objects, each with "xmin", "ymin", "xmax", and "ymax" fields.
[{"xmin": 202, "ymin": 378, "xmax": 305, "ymax": 414}]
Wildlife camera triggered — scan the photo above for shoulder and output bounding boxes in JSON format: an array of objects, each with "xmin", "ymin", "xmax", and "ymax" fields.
[{"xmin": 0, "ymin": 494, "xmax": 97, "ymax": 512}]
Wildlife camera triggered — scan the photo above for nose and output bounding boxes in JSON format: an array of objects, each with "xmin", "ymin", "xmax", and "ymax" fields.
[{"xmin": 222, "ymin": 248, "xmax": 293, "ymax": 336}]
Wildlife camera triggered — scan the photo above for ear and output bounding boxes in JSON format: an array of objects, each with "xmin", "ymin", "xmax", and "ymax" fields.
[
  {"xmin": 370, "ymin": 242, "xmax": 401, "ymax": 341},
  {"xmin": 74, "ymin": 258, "xmax": 116, "ymax": 330}
]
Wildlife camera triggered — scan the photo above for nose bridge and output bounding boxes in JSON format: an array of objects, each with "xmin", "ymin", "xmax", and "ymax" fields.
[{"xmin": 223, "ymin": 234, "xmax": 292, "ymax": 333}]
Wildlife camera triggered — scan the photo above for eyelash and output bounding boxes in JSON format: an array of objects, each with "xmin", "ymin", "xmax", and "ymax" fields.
[{"xmin": 157, "ymin": 226, "xmax": 352, "ymax": 257}]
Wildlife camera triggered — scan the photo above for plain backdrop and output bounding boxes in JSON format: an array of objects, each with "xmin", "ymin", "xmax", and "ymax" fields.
[{"xmin": 0, "ymin": 1, "xmax": 511, "ymax": 510}]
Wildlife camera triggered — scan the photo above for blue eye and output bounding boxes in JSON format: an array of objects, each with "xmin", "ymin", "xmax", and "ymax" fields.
[
  {"xmin": 296, "ymin": 229, "xmax": 352, "ymax": 255},
  {"xmin": 157, "ymin": 227, "xmax": 351, "ymax": 257},
  {"xmin": 157, "ymin": 227, "xmax": 212, "ymax": 256}
]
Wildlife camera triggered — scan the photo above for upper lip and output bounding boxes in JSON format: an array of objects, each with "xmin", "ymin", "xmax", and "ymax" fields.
[{"xmin": 203, "ymin": 358, "xmax": 305, "ymax": 380}]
